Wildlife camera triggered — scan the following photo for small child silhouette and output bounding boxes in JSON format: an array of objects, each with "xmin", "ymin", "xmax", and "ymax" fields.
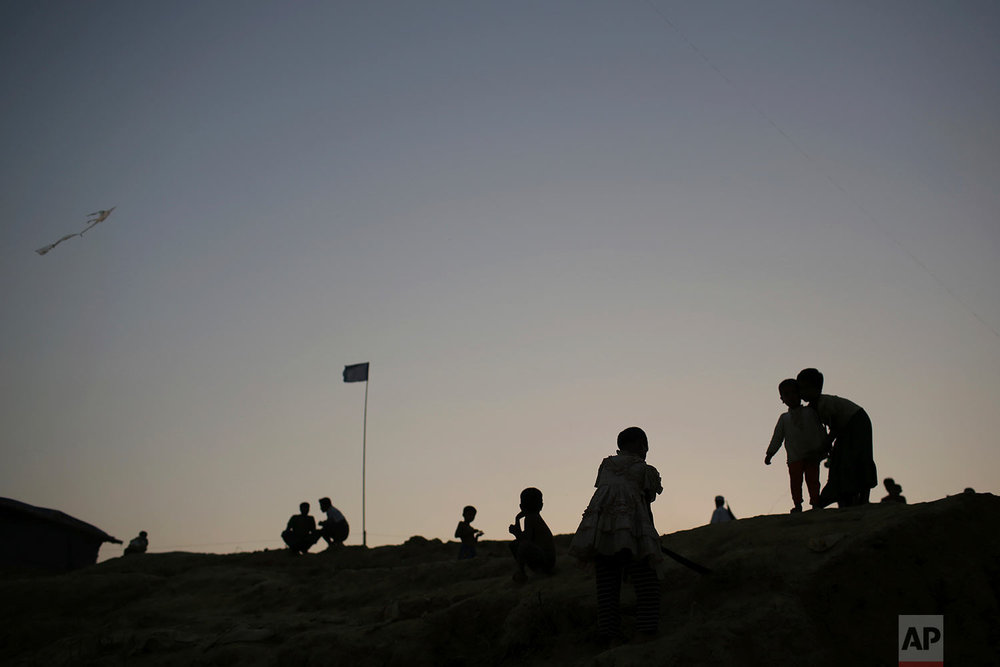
[
  {"xmin": 880, "ymin": 477, "xmax": 907, "ymax": 504},
  {"xmin": 455, "ymin": 505, "xmax": 483, "ymax": 559},
  {"xmin": 569, "ymin": 427, "xmax": 664, "ymax": 642},
  {"xmin": 764, "ymin": 378, "xmax": 827, "ymax": 512},
  {"xmin": 124, "ymin": 531, "xmax": 148, "ymax": 555},
  {"xmin": 710, "ymin": 495, "xmax": 735, "ymax": 524},
  {"xmin": 508, "ymin": 487, "xmax": 556, "ymax": 582}
]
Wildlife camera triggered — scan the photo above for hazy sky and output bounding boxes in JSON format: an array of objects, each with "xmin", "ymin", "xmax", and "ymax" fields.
[{"xmin": 2, "ymin": 1, "xmax": 998, "ymax": 557}]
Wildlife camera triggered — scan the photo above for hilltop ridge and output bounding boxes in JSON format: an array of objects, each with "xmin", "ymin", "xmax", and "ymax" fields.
[{"xmin": 1, "ymin": 493, "xmax": 997, "ymax": 666}]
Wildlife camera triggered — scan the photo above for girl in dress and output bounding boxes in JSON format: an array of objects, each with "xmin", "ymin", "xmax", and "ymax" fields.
[{"xmin": 569, "ymin": 426, "xmax": 663, "ymax": 641}]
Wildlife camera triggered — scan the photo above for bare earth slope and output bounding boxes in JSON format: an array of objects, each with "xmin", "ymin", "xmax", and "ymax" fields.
[{"xmin": 2, "ymin": 493, "xmax": 998, "ymax": 666}]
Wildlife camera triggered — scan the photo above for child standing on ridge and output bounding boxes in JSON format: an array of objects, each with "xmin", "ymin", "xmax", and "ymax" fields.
[
  {"xmin": 764, "ymin": 378, "xmax": 827, "ymax": 513},
  {"xmin": 569, "ymin": 427, "xmax": 664, "ymax": 643},
  {"xmin": 796, "ymin": 368, "xmax": 877, "ymax": 508},
  {"xmin": 455, "ymin": 505, "xmax": 483, "ymax": 559},
  {"xmin": 508, "ymin": 487, "xmax": 556, "ymax": 582}
]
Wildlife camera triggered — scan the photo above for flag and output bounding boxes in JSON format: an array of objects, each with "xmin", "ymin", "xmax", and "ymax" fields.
[{"xmin": 343, "ymin": 362, "xmax": 369, "ymax": 383}]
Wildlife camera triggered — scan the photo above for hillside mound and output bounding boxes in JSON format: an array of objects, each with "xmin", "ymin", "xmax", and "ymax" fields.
[{"xmin": 1, "ymin": 493, "xmax": 997, "ymax": 666}]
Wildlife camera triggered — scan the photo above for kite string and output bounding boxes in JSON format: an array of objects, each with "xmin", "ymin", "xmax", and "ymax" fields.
[{"xmin": 641, "ymin": 0, "xmax": 1000, "ymax": 341}]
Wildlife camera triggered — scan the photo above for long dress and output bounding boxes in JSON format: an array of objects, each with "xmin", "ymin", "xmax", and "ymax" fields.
[{"xmin": 568, "ymin": 453, "xmax": 664, "ymax": 569}]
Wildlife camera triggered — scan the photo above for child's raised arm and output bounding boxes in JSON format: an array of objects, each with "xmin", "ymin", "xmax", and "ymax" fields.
[{"xmin": 508, "ymin": 511, "xmax": 524, "ymax": 538}]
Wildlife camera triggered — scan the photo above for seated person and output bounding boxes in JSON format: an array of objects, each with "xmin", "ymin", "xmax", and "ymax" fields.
[
  {"xmin": 880, "ymin": 478, "xmax": 907, "ymax": 504},
  {"xmin": 710, "ymin": 496, "xmax": 736, "ymax": 523},
  {"xmin": 282, "ymin": 502, "xmax": 320, "ymax": 553},
  {"xmin": 318, "ymin": 497, "xmax": 350, "ymax": 549},
  {"xmin": 508, "ymin": 487, "xmax": 556, "ymax": 581},
  {"xmin": 124, "ymin": 531, "xmax": 148, "ymax": 555}
]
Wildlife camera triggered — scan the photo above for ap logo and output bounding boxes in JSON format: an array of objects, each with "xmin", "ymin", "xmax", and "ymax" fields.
[{"xmin": 899, "ymin": 615, "xmax": 943, "ymax": 666}]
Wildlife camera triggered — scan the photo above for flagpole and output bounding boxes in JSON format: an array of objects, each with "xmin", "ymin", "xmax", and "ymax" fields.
[
  {"xmin": 362, "ymin": 375, "xmax": 368, "ymax": 548},
  {"xmin": 343, "ymin": 361, "xmax": 370, "ymax": 548}
]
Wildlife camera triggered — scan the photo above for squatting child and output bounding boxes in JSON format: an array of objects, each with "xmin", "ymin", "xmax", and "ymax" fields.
[
  {"xmin": 508, "ymin": 487, "xmax": 556, "ymax": 582},
  {"xmin": 569, "ymin": 427, "xmax": 664, "ymax": 642}
]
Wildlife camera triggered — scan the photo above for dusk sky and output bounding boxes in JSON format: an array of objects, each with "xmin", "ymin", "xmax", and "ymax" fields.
[{"xmin": 2, "ymin": 1, "xmax": 998, "ymax": 557}]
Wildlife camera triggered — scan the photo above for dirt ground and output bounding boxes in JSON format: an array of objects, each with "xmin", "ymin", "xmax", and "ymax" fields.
[{"xmin": 2, "ymin": 493, "xmax": 998, "ymax": 666}]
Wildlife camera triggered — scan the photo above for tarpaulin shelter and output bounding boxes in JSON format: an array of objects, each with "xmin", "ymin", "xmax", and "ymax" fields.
[{"xmin": 0, "ymin": 497, "xmax": 121, "ymax": 571}]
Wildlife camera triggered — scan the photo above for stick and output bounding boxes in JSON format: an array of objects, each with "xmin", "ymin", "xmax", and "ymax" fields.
[
  {"xmin": 660, "ymin": 544, "xmax": 712, "ymax": 575},
  {"xmin": 647, "ymin": 499, "xmax": 712, "ymax": 574}
]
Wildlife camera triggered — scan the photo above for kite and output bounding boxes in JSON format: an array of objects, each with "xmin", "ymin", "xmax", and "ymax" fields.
[{"xmin": 35, "ymin": 207, "xmax": 116, "ymax": 256}]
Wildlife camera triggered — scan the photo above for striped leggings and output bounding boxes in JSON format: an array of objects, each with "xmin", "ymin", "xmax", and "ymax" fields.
[{"xmin": 594, "ymin": 551, "xmax": 661, "ymax": 638}]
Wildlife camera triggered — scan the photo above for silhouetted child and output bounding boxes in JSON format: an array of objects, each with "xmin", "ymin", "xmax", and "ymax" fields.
[
  {"xmin": 569, "ymin": 427, "xmax": 663, "ymax": 642},
  {"xmin": 455, "ymin": 505, "xmax": 483, "ymax": 559},
  {"xmin": 764, "ymin": 378, "xmax": 827, "ymax": 512},
  {"xmin": 508, "ymin": 487, "xmax": 556, "ymax": 581},
  {"xmin": 124, "ymin": 531, "xmax": 148, "ymax": 555},
  {"xmin": 282, "ymin": 502, "xmax": 319, "ymax": 554},
  {"xmin": 317, "ymin": 497, "xmax": 350, "ymax": 549},
  {"xmin": 797, "ymin": 368, "xmax": 877, "ymax": 508},
  {"xmin": 710, "ymin": 495, "xmax": 736, "ymax": 524},
  {"xmin": 880, "ymin": 478, "xmax": 907, "ymax": 504}
]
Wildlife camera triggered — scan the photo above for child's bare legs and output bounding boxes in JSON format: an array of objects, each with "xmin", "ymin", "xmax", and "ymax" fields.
[
  {"xmin": 510, "ymin": 541, "xmax": 552, "ymax": 582},
  {"xmin": 804, "ymin": 460, "xmax": 821, "ymax": 507},
  {"xmin": 787, "ymin": 460, "xmax": 806, "ymax": 511},
  {"xmin": 508, "ymin": 541, "xmax": 527, "ymax": 581}
]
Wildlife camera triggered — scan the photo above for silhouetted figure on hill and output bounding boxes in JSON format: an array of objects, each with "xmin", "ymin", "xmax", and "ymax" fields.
[
  {"xmin": 797, "ymin": 368, "xmax": 877, "ymax": 508},
  {"xmin": 880, "ymin": 478, "xmax": 907, "ymax": 504},
  {"xmin": 710, "ymin": 495, "xmax": 736, "ymax": 524},
  {"xmin": 569, "ymin": 427, "xmax": 663, "ymax": 643},
  {"xmin": 765, "ymin": 378, "xmax": 827, "ymax": 513},
  {"xmin": 508, "ymin": 487, "xmax": 556, "ymax": 582},
  {"xmin": 455, "ymin": 505, "xmax": 483, "ymax": 560},
  {"xmin": 282, "ymin": 502, "xmax": 319, "ymax": 553},
  {"xmin": 124, "ymin": 531, "xmax": 148, "ymax": 555},
  {"xmin": 317, "ymin": 497, "xmax": 349, "ymax": 550}
]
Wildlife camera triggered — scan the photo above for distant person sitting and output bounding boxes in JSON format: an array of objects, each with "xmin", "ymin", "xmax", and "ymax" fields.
[
  {"xmin": 455, "ymin": 505, "xmax": 483, "ymax": 559},
  {"xmin": 797, "ymin": 368, "xmax": 877, "ymax": 508},
  {"xmin": 282, "ymin": 502, "xmax": 319, "ymax": 553},
  {"xmin": 508, "ymin": 487, "xmax": 556, "ymax": 582},
  {"xmin": 317, "ymin": 497, "xmax": 349, "ymax": 550},
  {"xmin": 124, "ymin": 531, "xmax": 148, "ymax": 555},
  {"xmin": 764, "ymin": 378, "xmax": 828, "ymax": 513},
  {"xmin": 710, "ymin": 496, "xmax": 735, "ymax": 524},
  {"xmin": 880, "ymin": 478, "xmax": 907, "ymax": 504}
]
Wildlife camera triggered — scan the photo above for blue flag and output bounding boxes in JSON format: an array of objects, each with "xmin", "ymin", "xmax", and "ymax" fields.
[{"xmin": 343, "ymin": 362, "xmax": 369, "ymax": 383}]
